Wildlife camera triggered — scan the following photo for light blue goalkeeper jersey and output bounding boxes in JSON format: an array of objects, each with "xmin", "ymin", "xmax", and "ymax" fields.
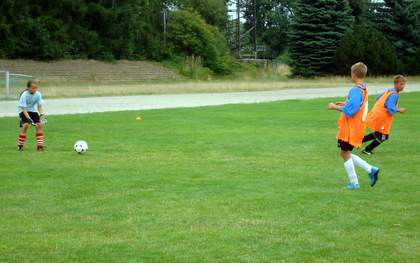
[{"xmin": 18, "ymin": 90, "xmax": 45, "ymax": 113}]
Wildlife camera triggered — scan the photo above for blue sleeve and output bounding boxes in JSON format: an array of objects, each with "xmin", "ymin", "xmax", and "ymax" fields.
[
  {"xmin": 342, "ymin": 88, "xmax": 363, "ymax": 117},
  {"xmin": 18, "ymin": 93, "xmax": 27, "ymax": 108},
  {"xmin": 385, "ymin": 93, "xmax": 399, "ymax": 115}
]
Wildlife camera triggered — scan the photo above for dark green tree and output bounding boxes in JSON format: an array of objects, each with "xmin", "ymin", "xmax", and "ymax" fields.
[
  {"xmin": 0, "ymin": 0, "xmax": 170, "ymax": 60},
  {"xmin": 289, "ymin": 0, "xmax": 353, "ymax": 76},
  {"xmin": 335, "ymin": 25, "xmax": 398, "ymax": 75},
  {"xmin": 347, "ymin": 0, "xmax": 382, "ymax": 25},
  {"xmin": 380, "ymin": 0, "xmax": 420, "ymax": 69}
]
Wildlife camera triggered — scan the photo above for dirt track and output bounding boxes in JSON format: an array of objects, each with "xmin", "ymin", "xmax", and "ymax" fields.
[{"xmin": 1, "ymin": 85, "xmax": 419, "ymax": 117}]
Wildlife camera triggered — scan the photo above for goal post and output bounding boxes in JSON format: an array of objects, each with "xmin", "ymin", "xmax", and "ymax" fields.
[{"xmin": 0, "ymin": 71, "xmax": 33, "ymax": 99}]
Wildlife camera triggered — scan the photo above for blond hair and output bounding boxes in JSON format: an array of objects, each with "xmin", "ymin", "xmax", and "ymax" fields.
[
  {"xmin": 393, "ymin": 74, "xmax": 406, "ymax": 83},
  {"xmin": 351, "ymin": 62, "xmax": 368, "ymax": 79}
]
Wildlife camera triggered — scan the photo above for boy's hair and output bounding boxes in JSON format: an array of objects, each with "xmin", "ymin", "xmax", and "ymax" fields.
[
  {"xmin": 351, "ymin": 62, "xmax": 368, "ymax": 79},
  {"xmin": 27, "ymin": 79, "xmax": 38, "ymax": 88},
  {"xmin": 393, "ymin": 74, "xmax": 406, "ymax": 83}
]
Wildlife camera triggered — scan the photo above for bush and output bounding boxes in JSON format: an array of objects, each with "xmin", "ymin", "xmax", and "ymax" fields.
[
  {"xmin": 166, "ymin": 10, "xmax": 233, "ymax": 75},
  {"xmin": 335, "ymin": 25, "xmax": 398, "ymax": 75}
]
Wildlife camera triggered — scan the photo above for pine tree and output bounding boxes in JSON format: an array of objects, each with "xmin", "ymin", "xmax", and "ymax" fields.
[
  {"xmin": 381, "ymin": 0, "xmax": 420, "ymax": 68},
  {"xmin": 289, "ymin": 0, "xmax": 353, "ymax": 76},
  {"xmin": 335, "ymin": 25, "xmax": 398, "ymax": 75}
]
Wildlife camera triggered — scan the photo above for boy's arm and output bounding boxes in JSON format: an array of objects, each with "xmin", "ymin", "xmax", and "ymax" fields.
[
  {"xmin": 22, "ymin": 108, "xmax": 34, "ymax": 124},
  {"xmin": 38, "ymin": 105, "xmax": 45, "ymax": 115},
  {"xmin": 328, "ymin": 103, "xmax": 343, "ymax": 111},
  {"xmin": 385, "ymin": 94, "xmax": 405, "ymax": 114},
  {"xmin": 37, "ymin": 93, "xmax": 45, "ymax": 115},
  {"xmin": 328, "ymin": 88, "xmax": 362, "ymax": 115},
  {"xmin": 19, "ymin": 93, "xmax": 33, "ymax": 122}
]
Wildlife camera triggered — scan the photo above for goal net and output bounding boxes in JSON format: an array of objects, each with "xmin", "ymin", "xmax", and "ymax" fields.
[{"xmin": 0, "ymin": 71, "xmax": 33, "ymax": 100}]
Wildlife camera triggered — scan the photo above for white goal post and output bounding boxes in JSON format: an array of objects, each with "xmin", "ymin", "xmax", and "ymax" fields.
[{"xmin": 0, "ymin": 71, "xmax": 33, "ymax": 98}]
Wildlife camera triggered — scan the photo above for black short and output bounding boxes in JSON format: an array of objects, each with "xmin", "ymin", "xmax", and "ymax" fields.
[
  {"xmin": 337, "ymin": 140, "xmax": 354, "ymax": 151},
  {"xmin": 19, "ymin": 112, "xmax": 40, "ymax": 127}
]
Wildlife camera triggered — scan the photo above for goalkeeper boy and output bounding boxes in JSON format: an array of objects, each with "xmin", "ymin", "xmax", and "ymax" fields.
[{"xmin": 17, "ymin": 80, "xmax": 46, "ymax": 151}]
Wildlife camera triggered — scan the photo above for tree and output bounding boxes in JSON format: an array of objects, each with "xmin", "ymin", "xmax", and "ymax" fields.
[
  {"xmin": 335, "ymin": 25, "xmax": 398, "ymax": 75},
  {"xmin": 380, "ymin": 0, "xmax": 420, "ymax": 69},
  {"xmin": 348, "ymin": 0, "xmax": 376, "ymax": 25},
  {"xmin": 0, "ymin": 0, "xmax": 170, "ymax": 60},
  {"xmin": 242, "ymin": 0, "xmax": 295, "ymax": 58},
  {"xmin": 289, "ymin": 0, "xmax": 353, "ymax": 76},
  {"xmin": 166, "ymin": 10, "xmax": 233, "ymax": 74},
  {"xmin": 172, "ymin": 0, "xmax": 229, "ymax": 30}
]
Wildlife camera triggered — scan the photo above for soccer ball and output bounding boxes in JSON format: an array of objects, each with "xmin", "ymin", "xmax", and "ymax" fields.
[{"xmin": 74, "ymin": 140, "xmax": 88, "ymax": 154}]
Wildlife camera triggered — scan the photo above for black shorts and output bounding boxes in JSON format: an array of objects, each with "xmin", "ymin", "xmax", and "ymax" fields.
[
  {"xmin": 337, "ymin": 140, "xmax": 354, "ymax": 151},
  {"xmin": 19, "ymin": 112, "xmax": 40, "ymax": 127}
]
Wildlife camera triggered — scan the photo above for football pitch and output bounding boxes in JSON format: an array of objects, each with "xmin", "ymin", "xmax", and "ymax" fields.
[{"xmin": 0, "ymin": 93, "xmax": 419, "ymax": 262}]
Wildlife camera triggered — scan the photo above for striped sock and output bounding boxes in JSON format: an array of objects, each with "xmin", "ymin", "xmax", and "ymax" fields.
[
  {"xmin": 36, "ymin": 133, "xmax": 44, "ymax": 147},
  {"xmin": 18, "ymin": 133, "xmax": 26, "ymax": 148}
]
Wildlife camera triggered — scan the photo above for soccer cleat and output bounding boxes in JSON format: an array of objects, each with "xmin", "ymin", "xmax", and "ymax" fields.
[
  {"xmin": 362, "ymin": 149, "xmax": 373, "ymax": 155},
  {"xmin": 18, "ymin": 145, "xmax": 23, "ymax": 151},
  {"xmin": 37, "ymin": 146, "xmax": 44, "ymax": 151},
  {"xmin": 369, "ymin": 167, "xmax": 379, "ymax": 187},
  {"xmin": 346, "ymin": 182, "xmax": 360, "ymax": 189}
]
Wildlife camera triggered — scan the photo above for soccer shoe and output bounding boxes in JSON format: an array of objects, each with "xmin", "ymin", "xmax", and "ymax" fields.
[
  {"xmin": 37, "ymin": 146, "xmax": 44, "ymax": 151},
  {"xmin": 362, "ymin": 149, "xmax": 373, "ymax": 155},
  {"xmin": 18, "ymin": 145, "xmax": 23, "ymax": 151},
  {"xmin": 369, "ymin": 167, "xmax": 379, "ymax": 187},
  {"xmin": 346, "ymin": 182, "xmax": 360, "ymax": 189}
]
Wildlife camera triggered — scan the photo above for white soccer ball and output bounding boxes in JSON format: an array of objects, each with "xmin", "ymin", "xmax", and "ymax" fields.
[{"xmin": 74, "ymin": 140, "xmax": 88, "ymax": 154}]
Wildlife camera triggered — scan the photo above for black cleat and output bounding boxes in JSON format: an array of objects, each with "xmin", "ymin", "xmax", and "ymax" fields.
[
  {"xmin": 37, "ymin": 146, "xmax": 44, "ymax": 151},
  {"xmin": 18, "ymin": 145, "xmax": 23, "ymax": 151}
]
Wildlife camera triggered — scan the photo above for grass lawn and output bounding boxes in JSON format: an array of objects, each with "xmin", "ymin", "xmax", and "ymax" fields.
[{"xmin": 0, "ymin": 93, "xmax": 419, "ymax": 262}]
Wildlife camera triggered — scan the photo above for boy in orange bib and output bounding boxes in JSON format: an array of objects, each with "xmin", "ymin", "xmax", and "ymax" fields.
[
  {"xmin": 362, "ymin": 75, "xmax": 407, "ymax": 155},
  {"xmin": 328, "ymin": 62, "xmax": 379, "ymax": 189}
]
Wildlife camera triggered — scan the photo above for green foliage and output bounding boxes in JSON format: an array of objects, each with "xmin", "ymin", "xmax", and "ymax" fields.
[
  {"xmin": 166, "ymin": 10, "xmax": 233, "ymax": 75},
  {"xmin": 243, "ymin": 0, "xmax": 295, "ymax": 59},
  {"xmin": 335, "ymin": 25, "xmax": 398, "ymax": 75},
  {"xmin": 289, "ymin": 0, "xmax": 353, "ymax": 77},
  {"xmin": 0, "ymin": 0, "xmax": 167, "ymax": 60},
  {"xmin": 405, "ymin": 46, "xmax": 420, "ymax": 75},
  {"xmin": 380, "ymin": 0, "xmax": 420, "ymax": 68},
  {"xmin": 173, "ymin": 0, "xmax": 228, "ymax": 30}
]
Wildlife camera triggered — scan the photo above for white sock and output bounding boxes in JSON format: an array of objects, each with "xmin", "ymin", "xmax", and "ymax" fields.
[
  {"xmin": 351, "ymin": 153, "xmax": 372, "ymax": 173},
  {"xmin": 344, "ymin": 159, "xmax": 359, "ymax": 185}
]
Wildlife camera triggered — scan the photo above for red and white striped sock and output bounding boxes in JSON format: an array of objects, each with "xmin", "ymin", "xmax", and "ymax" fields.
[
  {"xmin": 36, "ymin": 133, "xmax": 44, "ymax": 147},
  {"xmin": 18, "ymin": 133, "xmax": 26, "ymax": 148}
]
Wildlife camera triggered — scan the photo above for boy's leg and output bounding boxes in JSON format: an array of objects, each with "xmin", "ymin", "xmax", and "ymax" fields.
[
  {"xmin": 341, "ymin": 150, "xmax": 359, "ymax": 185},
  {"xmin": 351, "ymin": 153, "xmax": 372, "ymax": 173},
  {"xmin": 351, "ymin": 153, "xmax": 379, "ymax": 187},
  {"xmin": 18, "ymin": 123, "xmax": 29, "ymax": 150},
  {"xmin": 27, "ymin": 112, "xmax": 44, "ymax": 150},
  {"xmin": 35, "ymin": 124, "xmax": 44, "ymax": 150},
  {"xmin": 362, "ymin": 132, "xmax": 375, "ymax": 143},
  {"xmin": 364, "ymin": 132, "xmax": 389, "ymax": 153}
]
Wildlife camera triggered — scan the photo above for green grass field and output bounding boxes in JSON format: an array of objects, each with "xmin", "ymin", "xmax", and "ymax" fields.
[{"xmin": 0, "ymin": 93, "xmax": 419, "ymax": 262}]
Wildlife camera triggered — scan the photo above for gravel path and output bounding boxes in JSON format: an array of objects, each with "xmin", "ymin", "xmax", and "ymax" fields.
[{"xmin": 1, "ymin": 85, "xmax": 419, "ymax": 117}]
